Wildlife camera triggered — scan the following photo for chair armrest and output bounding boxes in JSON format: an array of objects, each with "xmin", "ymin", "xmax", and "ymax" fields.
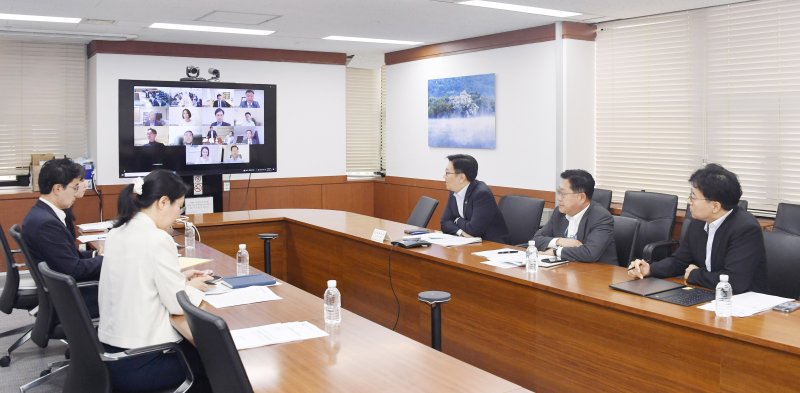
[
  {"xmin": 10, "ymin": 249, "xmax": 21, "ymax": 254},
  {"xmin": 28, "ymin": 306, "xmax": 38, "ymax": 316},
  {"xmin": 642, "ymin": 240, "xmax": 678, "ymax": 262},
  {"xmin": 102, "ymin": 342, "xmax": 195, "ymax": 392},
  {"xmin": 76, "ymin": 280, "xmax": 99, "ymax": 288}
]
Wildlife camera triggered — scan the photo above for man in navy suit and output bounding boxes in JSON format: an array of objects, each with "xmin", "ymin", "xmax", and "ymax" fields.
[
  {"xmin": 211, "ymin": 108, "xmax": 231, "ymax": 126},
  {"xmin": 213, "ymin": 93, "xmax": 231, "ymax": 108},
  {"xmin": 629, "ymin": 164, "xmax": 766, "ymax": 293},
  {"xmin": 22, "ymin": 158, "xmax": 102, "ymax": 316},
  {"xmin": 440, "ymin": 154, "xmax": 508, "ymax": 243},
  {"xmin": 239, "ymin": 89, "xmax": 261, "ymax": 108}
]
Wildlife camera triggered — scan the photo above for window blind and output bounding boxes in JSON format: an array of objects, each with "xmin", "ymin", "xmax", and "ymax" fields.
[
  {"xmin": 0, "ymin": 39, "xmax": 87, "ymax": 176},
  {"xmin": 345, "ymin": 67, "xmax": 383, "ymax": 175}
]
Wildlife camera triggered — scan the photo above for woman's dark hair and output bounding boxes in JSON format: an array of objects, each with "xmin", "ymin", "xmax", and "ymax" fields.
[
  {"xmin": 114, "ymin": 170, "xmax": 189, "ymax": 228},
  {"xmin": 182, "ymin": 108, "xmax": 191, "ymax": 119},
  {"xmin": 201, "ymin": 146, "xmax": 210, "ymax": 156}
]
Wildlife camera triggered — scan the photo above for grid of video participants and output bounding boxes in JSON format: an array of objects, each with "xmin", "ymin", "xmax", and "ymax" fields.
[{"xmin": 132, "ymin": 86, "xmax": 265, "ymax": 165}]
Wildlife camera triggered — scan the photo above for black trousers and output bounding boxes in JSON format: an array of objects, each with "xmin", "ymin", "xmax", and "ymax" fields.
[{"xmin": 102, "ymin": 339, "xmax": 211, "ymax": 393}]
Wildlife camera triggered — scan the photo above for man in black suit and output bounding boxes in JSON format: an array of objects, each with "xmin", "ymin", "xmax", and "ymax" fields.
[
  {"xmin": 22, "ymin": 158, "xmax": 103, "ymax": 315},
  {"xmin": 440, "ymin": 154, "xmax": 508, "ymax": 243},
  {"xmin": 144, "ymin": 128, "xmax": 165, "ymax": 147},
  {"xmin": 534, "ymin": 169, "xmax": 617, "ymax": 264},
  {"xmin": 211, "ymin": 108, "xmax": 231, "ymax": 126},
  {"xmin": 213, "ymin": 93, "xmax": 231, "ymax": 107},
  {"xmin": 629, "ymin": 164, "xmax": 766, "ymax": 294}
]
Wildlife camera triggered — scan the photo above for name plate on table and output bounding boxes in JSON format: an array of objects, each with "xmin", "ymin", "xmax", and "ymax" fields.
[{"xmin": 370, "ymin": 228, "xmax": 390, "ymax": 243}]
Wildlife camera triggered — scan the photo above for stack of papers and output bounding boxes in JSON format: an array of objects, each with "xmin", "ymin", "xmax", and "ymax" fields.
[
  {"xmin": 204, "ymin": 286, "xmax": 282, "ymax": 308},
  {"xmin": 473, "ymin": 248, "xmax": 568, "ymax": 269},
  {"xmin": 698, "ymin": 292, "xmax": 793, "ymax": 317},
  {"xmin": 231, "ymin": 321, "xmax": 328, "ymax": 350},
  {"xmin": 411, "ymin": 233, "xmax": 482, "ymax": 247},
  {"xmin": 178, "ymin": 257, "xmax": 212, "ymax": 270},
  {"xmin": 77, "ymin": 221, "xmax": 114, "ymax": 232},
  {"xmin": 77, "ymin": 233, "xmax": 108, "ymax": 243}
]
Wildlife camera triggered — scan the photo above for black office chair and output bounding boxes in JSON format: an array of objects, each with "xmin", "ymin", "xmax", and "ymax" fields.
[
  {"xmin": 738, "ymin": 199, "xmax": 749, "ymax": 211},
  {"xmin": 177, "ymin": 291, "xmax": 253, "ymax": 393},
  {"xmin": 40, "ymin": 263, "xmax": 194, "ymax": 393},
  {"xmin": 620, "ymin": 191, "xmax": 678, "ymax": 260},
  {"xmin": 0, "ymin": 224, "xmax": 38, "ymax": 367},
  {"xmin": 592, "ymin": 188, "xmax": 613, "ymax": 211},
  {"xmin": 406, "ymin": 196, "xmax": 439, "ymax": 228},
  {"xmin": 613, "ymin": 216, "xmax": 640, "ymax": 267},
  {"xmin": 497, "ymin": 195, "xmax": 544, "ymax": 246},
  {"xmin": 764, "ymin": 231, "xmax": 800, "ymax": 299},
  {"xmin": 774, "ymin": 202, "xmax": 800, "ymax": 236}
]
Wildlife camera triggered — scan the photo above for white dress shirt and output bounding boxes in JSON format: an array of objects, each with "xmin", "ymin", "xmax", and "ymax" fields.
[
  {"xmin": 39, "ymin": 197, "xmax": 67, "ymax": 227},
  {"xmin": 453, "ymin": 183, "xmax": 469, "ymax": 236},
  {"xmin": 549, "ymin": 203, "xmax": 590, "ymax": 257},
  {"xmin": 704, "ymin": 209, "xmax": 733, "ymax": 271},
  {"xmin": 98, "ymin": 213, "xmax": 203, "ymax": 349}
]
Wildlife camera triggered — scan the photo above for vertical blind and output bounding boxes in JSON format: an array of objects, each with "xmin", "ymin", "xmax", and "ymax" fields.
[
  {"xmin": 0, "ymin": 39, "xmax": 87, "ymax": 176},
  {"xmin": 596, "ymin": 0, "xmax": 800, "ymax": 211},
  {"xmin": 345, "ymin": 67, "xmax": 383, "ymax": 174}
]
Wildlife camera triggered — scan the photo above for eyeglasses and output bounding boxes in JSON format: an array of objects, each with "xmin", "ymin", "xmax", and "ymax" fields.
[
  {"xmin": 688, "ymin": 193, "xmax": 710, "ymax": 202},
  {"xmin": 444, "ymin": 171, "xmax": 460, "ymax": 177},
  {"xmin": 556, "ymin": 191, "xmax": 582, "ymax": 198}
]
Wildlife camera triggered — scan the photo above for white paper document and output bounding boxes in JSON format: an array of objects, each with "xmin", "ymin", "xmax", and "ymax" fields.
[
  {"xmin": 474, "ymin": 248, "xmax": 568, "ymax": 268},
  {"xmin": 77, "ymin": 220, "xmax": 114, "ymax": 232},
  {"xmin": 231, "ymin": 321, "xmax": 329, "ymax": 350},
  {"xmin": 698, "ymin": 292, "xmax": 793, "ymax": 317},
  {"xmin": 203, "ymin": 286, "xmax": 282, "ymax": 309},
  {"xmin": 418, "ymin": 233, "xmax": 482, "ymax": 247},
  {"xmin": 77, "ymin": 233, "xmax": 108, "ymax": 243}
]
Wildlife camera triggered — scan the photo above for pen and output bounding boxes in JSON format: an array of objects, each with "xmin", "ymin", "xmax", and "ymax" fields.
[{"xmin": 498, "ymin": 251, "xmax": 519, "ymax": 254}]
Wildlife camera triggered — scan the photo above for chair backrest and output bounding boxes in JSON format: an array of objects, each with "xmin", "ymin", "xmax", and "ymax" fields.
[
  {"xmin": 738, "ymin": 199, "xmax": 748, "ymax": 211},
  {"xmin": 592, "ymin": 189, "xmax": 612, "ymax": 211},
  {"xmin": 498, "ymin": 195, "xmax": 545, "ymax": 246},
  {"xmin": 763, "ymin": 231, "xmax": 800, "ymax": 299},
  {"xmin": 177, "ymin": 291, "xmax": 253, "ymax": 393},
  {"xmin": 613, "ymin": 216, "xmax": 640, "ymax": 267},
  {"xmin": 0, "ymin": 224, "xmax": 21, "ymax": 314},
  {"xmin": 406, "ymin": 196, "xmax": 439, "ymax": 228},
  {"xmin": 620, "ymin": 191, "xmax": 678, "ymax": 259},
  {"xmin": 774, "ymin": 202, "xmax": 800, "ymax": 236},
  {"xmin": 39, "ymin": 262, "xmax": 111, "ymax": 393},
  {"xmin": 9, "ymin": 224, "xmax": 57, "ymax": 348}
]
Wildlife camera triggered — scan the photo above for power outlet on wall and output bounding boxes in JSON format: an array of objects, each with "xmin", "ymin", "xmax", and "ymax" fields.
[{"xmin": 223, "ymin": 181, "xmax": 230, "ymax": 192}]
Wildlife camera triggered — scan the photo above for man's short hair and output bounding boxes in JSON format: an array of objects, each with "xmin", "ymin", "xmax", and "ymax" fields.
[
  {"xmin": 560, "ymin": 169, "xmax": 595, "ymax": 199},
  {"xmin": 216, "ymin": 94, "xmax": 222, "ymax": 98},
  {"xmin": 214, "ymin": 108, "xmax": 224, "ymax": 115},
  {"xmin": 184, "ymin": 130, "xmax": 193, "ymax": 136},
  {"xmin": 147, "ymin": 128, "xmax": 157, "ymax": 135},
  {"xmin": 689, "ymin": 163, "xmax": 742, "ymax": 210},
  {"xmin": 38, "ymin": 158, "xmax": 84, "ymax": 195},
  {"xmin": 246, "ymin": 89, "xmax": 254, "ymax": 94},
  {"xmin": 447, "ymin": 154, "xmax": 478, "ymax": 182}
]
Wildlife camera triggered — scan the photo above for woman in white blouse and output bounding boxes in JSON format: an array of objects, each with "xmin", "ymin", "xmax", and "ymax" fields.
[{"xmin": 98, "ymin": 170, "xmax": 212, "ymax": 392}]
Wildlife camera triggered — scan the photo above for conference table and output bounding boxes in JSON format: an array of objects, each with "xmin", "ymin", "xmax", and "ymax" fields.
[
  {"xmin": 189, "ymin": 209, "xmax": 800, "ymax": 393},
  {"xmin": 169, "ymin": 242, "xmax": 526, "ymax": 393}
]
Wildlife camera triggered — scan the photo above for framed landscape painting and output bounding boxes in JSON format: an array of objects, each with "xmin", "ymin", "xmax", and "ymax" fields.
[{"xmin": 428, "ymin": 73, "xmax": 496, "ymax": 149}]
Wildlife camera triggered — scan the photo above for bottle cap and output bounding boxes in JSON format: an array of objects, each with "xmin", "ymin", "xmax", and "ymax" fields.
[
  {"xmin": 719, "ymin": 274, "xmax": 729, "ymax": 282},
  {"xmin": 528, "ymin": 240, "xmax": 536, "ymax": 246},
  {"xmin": 239, "ymin": 244, "xmax": 246, "ymax": 250},
  {"xmin": 327, "ymin": 280, "xmax": 337, "ymax": 288}
]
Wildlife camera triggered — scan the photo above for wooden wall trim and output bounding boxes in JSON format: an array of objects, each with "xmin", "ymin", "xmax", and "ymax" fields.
[
  {"xmin": 87, "ymin": 40, "xmax": 347, "ymax": 65},
  {"xmin": 229, "ymin": 175, "xmax": 347, "ymax": 189},
  {"xmin": 385, "ymin": 24, "xmax": 556, "ymax": 65},
  {"xmin": 383, "ymin": 176, "xmax": 555, "ymax": 203},
  {"xmin": 562, "ymin": 22, "xmax": 597, "ymax": 41}
]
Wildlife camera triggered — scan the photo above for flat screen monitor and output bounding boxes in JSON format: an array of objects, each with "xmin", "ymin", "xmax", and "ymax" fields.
[{"xmin": 117, "ymin": 79, "xmax": 277, "ymax": 177}]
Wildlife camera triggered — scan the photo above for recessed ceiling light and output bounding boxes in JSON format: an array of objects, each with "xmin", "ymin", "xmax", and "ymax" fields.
[
  {"xmin": 458, "ymin": 1, "xmax": 580, "ymax": 18},
  {"xmin": 0, "ymin": 13, "xmax": 81, "ymax": 24},
  {"xmin": 149, "ymin": 23, "xmax": 274, "ymax": 36},
  {"xmin": 323, "ymin": 36, "xmax": 422, "ymax": 45}
]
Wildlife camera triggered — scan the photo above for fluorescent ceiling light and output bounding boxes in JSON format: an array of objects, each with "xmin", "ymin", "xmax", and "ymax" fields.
[
  {"xmin": 0, "ymin": 13, "xmax": 80, "ymax": 23},
  {"xmin": 149, "ymin": 23, "xmax": 274, "ymax": 36},
  {"xmin": 458, "ymin": 1, "xmax": 580, "ymax": 18},
  {"xmin": 323, "ymin": 36, "xmax": 422, "ymax": 45}
]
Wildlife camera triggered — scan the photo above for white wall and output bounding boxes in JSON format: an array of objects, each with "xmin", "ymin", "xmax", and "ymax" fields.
[
  {"xmin": 562, "ymin": 39, "xmax": 596, "ymax": 174},
  {"xmin": 386, "ymin": 42, "xmax": 558, "ymax": 191},
  {"xmin": 88, "ymin": 54, "xmax": 346, "ymax": 185}
]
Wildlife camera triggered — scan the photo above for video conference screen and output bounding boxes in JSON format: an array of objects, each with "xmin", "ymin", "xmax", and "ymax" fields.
[{"xmin": 117, "ymin": 80, "xmax": 277, "ymax": 177}]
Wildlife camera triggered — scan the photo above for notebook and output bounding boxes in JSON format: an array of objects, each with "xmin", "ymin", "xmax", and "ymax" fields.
[
  {"xmin": 222, "ymin": 273, "xmax": 277, "ymax": 289},
  {"xmin": 610, "ymin": 277, "xmax": 715, "ymax": 307}
]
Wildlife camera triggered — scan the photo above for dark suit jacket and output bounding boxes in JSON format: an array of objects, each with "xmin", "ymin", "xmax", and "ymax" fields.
[
  {"xmin": 239, "ymin": 101, "xmax": 260, "ymax": 108},
  {"xmin": 649, "ymin": 207, "xmax": 766, "ymax": 294},
  {"xmin": 440, "ymin": 180, "xmax": 508, "ymax": 244},
  {"xmin": 22, "ymin": 200, "xmax": 102, "ymax": 315},
  {"xmin": 212, "ymin": 121, "xmax": 231, "ymax": 127},
  {"xmin": 214, "ymin": 100, "xmax": 231, "ymax": 107},
  {"xmin": 533, "ymin": 202, "xmax": 618, "ymax": 264}
]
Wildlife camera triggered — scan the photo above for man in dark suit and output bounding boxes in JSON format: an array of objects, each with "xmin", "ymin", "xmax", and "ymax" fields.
[
  {"xmin": 214, "ymin": 93, "xmax": 231, "ymax": 107},
  {"xmin": 144, "ymin": 128, "xmax": 165, "ymax": 147},
  {"xmin": 22, "ymin": 158, "xmax": 102, "ymax": 316},
  {"xmin": 211, "ymin": 108, "xmax": 231, "ymax": 126},
  {"xmin": 440, "ymin": 154, "xmax": 508, "ymax": 243},
  {"xmin": 239, "ymin": 89, "xmax": 261, "ymax": 108},
  {"xmin": 534, "ymin": 169, "xmax": 617, "ymax": 264},
  {"xmin": 629, "ymin": 164, "xmax": 766, "ymax": 294}
]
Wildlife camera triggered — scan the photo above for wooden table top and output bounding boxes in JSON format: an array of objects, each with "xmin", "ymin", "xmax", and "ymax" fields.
[
  {"xmin": 170, "ymin": 241, "xmax": 527, "ymax": 393},
  {"xmin": 189, "ymin": 208, "xmax": 800, "ymax": 357}
]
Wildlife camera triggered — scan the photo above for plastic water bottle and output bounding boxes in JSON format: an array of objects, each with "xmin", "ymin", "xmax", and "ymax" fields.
[
  {"xmin": 184, "ymin": 222, "xmax": 195, "ymax": 253},
  {"xmin": 715, "ymin": 274, "xmax": 733, "ymax": 318},
  {"xmin": 526, "ymin": 240, "xmax": 539, "ymax": 273},
  {"xmin": 236, "ymin": 244, "xmax": 250, "ymax": 276},
  {"xmin": 324, "ymin": 280, "xmax": 342, "ymax": 325}
]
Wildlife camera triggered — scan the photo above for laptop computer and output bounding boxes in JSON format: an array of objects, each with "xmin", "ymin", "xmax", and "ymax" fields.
[{"xmin": 610, "ymin": 277, "xmax": 715, "ymax": 306}]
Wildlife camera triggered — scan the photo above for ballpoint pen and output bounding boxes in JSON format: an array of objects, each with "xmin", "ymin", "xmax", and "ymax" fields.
[{"xmin": 498, "ymin": 250, "xmax": 520, "ymax": 254}]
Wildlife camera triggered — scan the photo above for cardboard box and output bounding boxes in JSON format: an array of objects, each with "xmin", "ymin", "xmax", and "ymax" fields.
[{"xmin": 30, "ymin": 153, "xmax": 55, "ymax": 192}]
